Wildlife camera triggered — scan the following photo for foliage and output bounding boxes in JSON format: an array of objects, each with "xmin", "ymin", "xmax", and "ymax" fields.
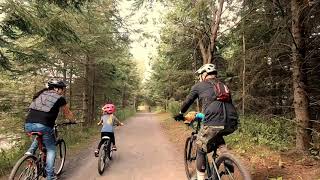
[{"xmin": 226, "ymin": 115, "xmax": 295, "ymax": 151}]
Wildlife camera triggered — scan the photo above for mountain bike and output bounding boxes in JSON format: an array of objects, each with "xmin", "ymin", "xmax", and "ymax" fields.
[
  {"xmin": 97, "ymin": 135, "xmax": 114, "ymax": 175},
  {"xmin": 183, "ymin": 114, "xmax": 251, "ymax": 180},
  {"xmin": 9, "ymin": 122, "xmax": 77, "ymax": 180}
]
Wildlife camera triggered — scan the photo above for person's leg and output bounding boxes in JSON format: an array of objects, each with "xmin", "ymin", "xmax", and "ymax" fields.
[
  {"xmin": 28, "ymin": 123, "xmax": 56, "ymax": 180},
  {"xmin": 24, "ymin": 123, "xmax": 39, "ymax": 155},
  {"xmin": 41, "ymin": 125, "xmax": 56, "ymax": 180},
  {"xmin": 195, "ymin": 125, "xmax": 222, "ymax": 180}
]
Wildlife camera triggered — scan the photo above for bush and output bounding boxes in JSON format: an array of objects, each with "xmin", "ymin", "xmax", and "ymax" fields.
[
  {"xmin": 115, "ymin": 107, "xmax": 136, "ymax": 121},
  {"xmin": 226, "ymin": 115, "xmax": 295, "ymax": 151}
]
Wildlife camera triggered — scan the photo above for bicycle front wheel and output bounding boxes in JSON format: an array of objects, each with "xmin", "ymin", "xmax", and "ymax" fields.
[
  {"xmin": 55, "ymin": 139, "xmax": 66, "ymax": 175},
  {"xmin": 213, "ymin": 152, "xmax": 251, "ymax": 180},
  {"xmin": 184, "ymin": 136, "xmax": 197, "ymax": 180},
  {"xmin": 9, "ymin": 155, "xmax": 39, "ymax": 180}
]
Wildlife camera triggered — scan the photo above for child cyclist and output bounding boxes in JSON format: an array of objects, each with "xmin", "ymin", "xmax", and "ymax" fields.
[{"xmin": 94, "ymin": 103, "xmax": 123, "ymax": 157}]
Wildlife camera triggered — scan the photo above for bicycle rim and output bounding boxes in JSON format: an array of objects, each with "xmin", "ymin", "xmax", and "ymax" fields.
[
  {"xmin": 9, "ymin": 155, "xmax": 39, "ymax": 180},
  {"xmin": 55, "ymin": 139, "xmax": 66, "ymax": 175},
  {"xmin": 98, "ymin": 142, "xmax": 110, "ymax": 175},
  {"xmin": 213, "ymin": 153, "xmax": 251, "ymax": 180},
  {"xmin": 184, "ymin": 137, "xmax": 197, "ymax": 180}
]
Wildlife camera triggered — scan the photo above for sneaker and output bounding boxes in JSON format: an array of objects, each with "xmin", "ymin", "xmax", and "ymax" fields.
[
  {"xmin": 24, "ymin": 151, "xmax": 32, "ymax": 156},
  {"xmin": 94, "ymin": 149, "xmax": 99, "ymax": 157},
  {"xmin": 112, "ymin": 145, "xmax": 117, "ymax": 151}
]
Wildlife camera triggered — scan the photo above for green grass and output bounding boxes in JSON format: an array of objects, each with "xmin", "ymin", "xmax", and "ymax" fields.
[{"xmin": 226, "ymin": 115, "xmax": 295, "ymax": 151}]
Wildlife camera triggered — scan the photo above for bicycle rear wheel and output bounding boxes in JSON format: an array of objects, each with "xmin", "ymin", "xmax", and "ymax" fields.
[
  {"xmin": 213, "ymin": 153, "xmax": 251, "ymax": 180},
  {"xmin": 184, "ymin": 136, "xmax": 197, "ymax": 180},
  {"xmin": 55, "ymin": 139, "xmax": 66, "ymax": 175},
  {"xmin": 98, "ymin": 140, "xmax": 111, "ymax": 175},
  {"xmin": 9, "ymin": 155, "xmax": 39, "ymax": 180}
]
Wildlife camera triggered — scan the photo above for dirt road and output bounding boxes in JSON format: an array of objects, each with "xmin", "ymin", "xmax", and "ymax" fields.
[{"xmin": 60, "ymin": 113, "xmax": 186, "ymax": 180}]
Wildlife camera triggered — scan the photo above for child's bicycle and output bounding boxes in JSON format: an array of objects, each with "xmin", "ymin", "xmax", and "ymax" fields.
[
  {"xmin": 183, "ymin": 113, "xmax": 251, "ymax": 180},
  {"xmin": 9, "ymin": 122, "xmax": 77, "ymax": 180},
  {"xmin": 97, "ymin": 135, "xmax": 114, "ymax": 175}
]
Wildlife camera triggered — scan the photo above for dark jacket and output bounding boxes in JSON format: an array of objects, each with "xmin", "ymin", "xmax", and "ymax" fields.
[{"xmin": 180, "ymin": 79, "xmax": 238, "ymax": 127}]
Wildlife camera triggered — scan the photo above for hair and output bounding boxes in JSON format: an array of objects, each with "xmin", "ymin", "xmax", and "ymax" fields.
[{"xmin": 32, "ymin": 86, "xmax": 55, "ymax": 100}]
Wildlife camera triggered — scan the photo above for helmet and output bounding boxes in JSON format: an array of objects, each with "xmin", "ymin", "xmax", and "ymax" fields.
[
  {"xmin": 48, "ymin": 80, "xmax": 67, "ymax": 88},
  {"xmin": 102, "ymin": 104, "xmax": 115, "ymax": 114},
  {"xmin": 195, "ymin": 64, "xmax": 217, "ymax": 75}
]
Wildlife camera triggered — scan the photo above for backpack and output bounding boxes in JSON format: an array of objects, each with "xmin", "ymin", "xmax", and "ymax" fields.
[
  {"xmin": 212, "ymin": 80, "xmax": 231, "ymax": 102},
  {"xmin": 210, "ymin": 79, "xmax": 238, "ymax": 132}
]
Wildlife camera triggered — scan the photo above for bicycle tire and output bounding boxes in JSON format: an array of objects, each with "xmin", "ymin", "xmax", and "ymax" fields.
[
  {"xmin": 98, "ymin": 140, "xmax": 111, "ymax": 175},
  {"xmin": 55, "ymin": 139, "xmax": 66, "ymax": 175},
  {"xmin": 184, "ymin": 136, "xmax": 197, "ymax": 180},
  {"xmin": 9, "ymin": 155, "xmax": 39, "ymax": 180},
  {"xmin": 213, "ymin": 152, "xmax": 251, "ymax": 180}
]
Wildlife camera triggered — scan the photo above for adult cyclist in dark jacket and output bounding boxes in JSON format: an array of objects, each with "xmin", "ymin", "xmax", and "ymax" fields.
[
  {"xmin": 24, "ymin": 80, "xmax": 75, "ymax": 180},
  {"xmin": 174, "ymin": 64, "xmax": 238, "ymax": 180}
]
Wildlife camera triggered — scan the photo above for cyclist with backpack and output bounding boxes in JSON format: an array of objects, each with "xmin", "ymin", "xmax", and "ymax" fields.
[
  {"xmin": 24, "ymin": 80, "xmax": 75, "ymax": 180},
  {"xmin": 174, "ymin": 64, "xmax": 239, "ymax": 180}
]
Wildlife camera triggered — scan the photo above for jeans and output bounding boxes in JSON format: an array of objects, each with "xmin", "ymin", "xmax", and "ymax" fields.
[{"xmin": 25, "ymin": 123, "xmax": 56, "ymax": 180}]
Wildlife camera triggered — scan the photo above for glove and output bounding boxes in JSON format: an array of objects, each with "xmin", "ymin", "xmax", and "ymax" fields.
[{"xmin": 174, "ymin": 113, "xmax": 184, "ymax": 121}]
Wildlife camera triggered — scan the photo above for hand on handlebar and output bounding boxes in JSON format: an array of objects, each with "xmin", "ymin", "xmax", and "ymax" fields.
[{"xmin": 174, "ymin": 113, "xmax": 184, "ymax": 121}]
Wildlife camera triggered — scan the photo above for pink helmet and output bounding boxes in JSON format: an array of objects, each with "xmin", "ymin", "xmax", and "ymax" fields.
[{"xmin": 102, "ymin": 104, "xmax": 115, "ymax": 114}]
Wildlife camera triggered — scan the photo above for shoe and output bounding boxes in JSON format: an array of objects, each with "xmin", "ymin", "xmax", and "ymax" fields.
[
  {"xmin": 24, "ymin": 151, "xmax": 32, "ymax": 156},
  {"xmin": 94, "ymin": 149, "xmax": 99, "ymax": 157},
  {"xmin": 112, "ymin": 146, "xmax": 117, "ymax": 151}
]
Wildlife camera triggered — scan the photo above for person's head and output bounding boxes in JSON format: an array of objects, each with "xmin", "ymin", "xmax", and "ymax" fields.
[
  {"xmin": 48, "ymin": 80, "xmax": 67, "ymax": 95},
  {"xmin": 102, "ymin": 104, "xmax": 116, "ymax": 114},
  {"xmin": 195, "ymin": 63, "xmax": 217, "ymax": 82}
]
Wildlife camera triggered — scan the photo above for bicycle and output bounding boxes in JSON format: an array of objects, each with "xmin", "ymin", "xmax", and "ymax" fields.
[
  {"xmin": 9, "ymin": 122, "xmax": 77, "ymax": 180},
  {"xmin": 96, "ymin": 121, "xmax": 125, "ymax": 175},
  {"xmin": 97, "ymin": 135, "xmax": 114, "ymax": 175},
  {"xmin": 183, "ymin": 113, "xmax": 251, "ymax": 180}
]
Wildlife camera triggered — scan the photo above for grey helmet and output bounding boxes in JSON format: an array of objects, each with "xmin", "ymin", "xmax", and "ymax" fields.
[
  {"xmin": 48, "ymin": 80, "xmax": 67, "ymax": 88},
  {"xmin": 195, "ymin": 63, "xmax": 217, "ymax": 74}
]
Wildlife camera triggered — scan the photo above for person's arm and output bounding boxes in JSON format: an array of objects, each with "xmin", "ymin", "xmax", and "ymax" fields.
[
  {"xmin": 180, "ymin": 85, "xmax": 199, "ymax": 114},
  {"xmin": 174, "ymin": 85, "xmax": 199, "ymax": 121},
  {"xmin": 61, "ymin": 104, "xmax": 75, "ymax": 122},
  {"xmin": 97, "ymin": 117, "xmax": 103, "ymax": 125},
  {"xmin": 113, "ymin": 116, "xmax": 124, "ymax": 126}
]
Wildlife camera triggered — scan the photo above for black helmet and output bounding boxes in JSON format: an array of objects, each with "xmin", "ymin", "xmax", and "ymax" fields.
[{"xmin": 48, "ymin": 80, "xmax": 67, "ymax": 88}]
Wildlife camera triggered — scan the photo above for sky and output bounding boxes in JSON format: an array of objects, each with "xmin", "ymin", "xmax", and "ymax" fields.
[{"xmin": 118, "ymin": 1, "xmax": 167, "ymax": 81}]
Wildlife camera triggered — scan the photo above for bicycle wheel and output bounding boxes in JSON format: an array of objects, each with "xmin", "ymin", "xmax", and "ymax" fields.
[
  {"xmin": 9, "ymin": 155, "xmax": 39, "ymax": 180},
  {"xmin": 55, "ymin": 139, "xmax": 66, "ymax": 175},
  {"xmin": 184, "ymin": 136, "xmax": 197, "ymax": 180},
  {"xmin": 109, "ymin": 141, "xmax": 113, "ymax": 160},
  {"xmin": 213, "ymin": 152, "xmax": 251, "ymax": 180},
  {"xmin": 98, "ymin": 141, "xmax": 111, "ymax": 175}
]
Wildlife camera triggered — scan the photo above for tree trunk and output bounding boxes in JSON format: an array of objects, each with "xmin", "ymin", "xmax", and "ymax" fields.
[
  {"xmin": 291, "ymin": 0, "xmax": 311, "ymax": 151},
  {"xmin": 208, "ymin": 0, "xmax": 224, "ymax": 64},
  {"xmin": 91, "ymin": 62, "xmax": 96, "ymax": 121},
  {"xmin": 242, "ymin": 33, "xmax": 246, "ymax": 115},
  {"xmin": 197, "ymin": 0, "xmax": 224, "ymax": 65},
  {"xmin": 69, "ymin": 68, "xmax": 73, "ymax": 109},
  {"xmin": 83, "ymin": 54, "xmax": 91, "ymax": 125}
]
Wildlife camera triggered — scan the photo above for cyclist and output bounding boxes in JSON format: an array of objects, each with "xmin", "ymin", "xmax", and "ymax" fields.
[
  {"xmin": 94, "ymin": 103, "xmax": 124, "ymax": 157},
  {"xmin": 174, "ymin": 64, "xmax": 238, "ymax": 180},
  {"xmin": 24, "ymin": 80, "xmax": 75, "ymax": 180}
]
